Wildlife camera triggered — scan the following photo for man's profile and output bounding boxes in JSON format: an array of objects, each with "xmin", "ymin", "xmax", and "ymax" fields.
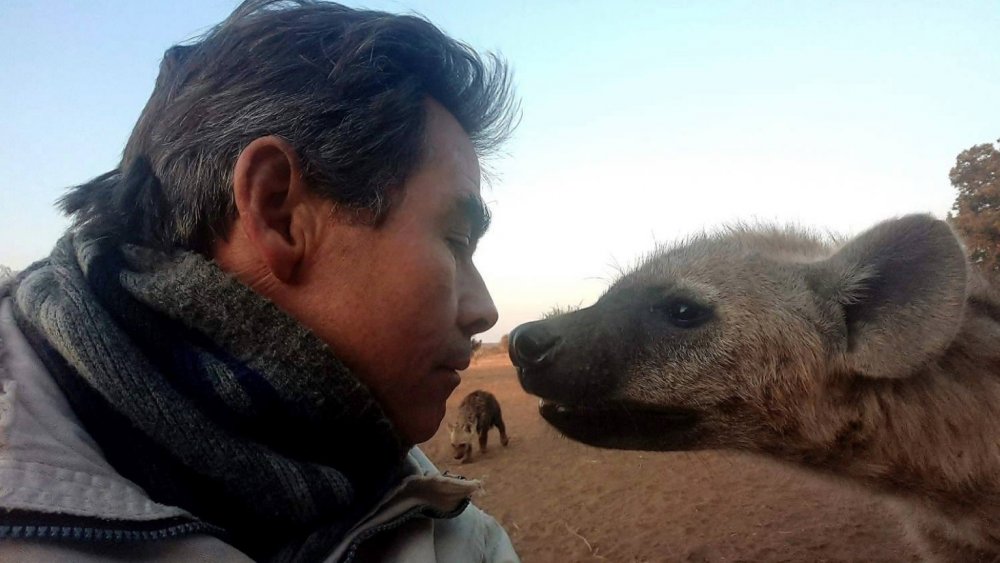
[{"xmin": 0, "ymin": 1, "xmax": 519, "ymax": 561}]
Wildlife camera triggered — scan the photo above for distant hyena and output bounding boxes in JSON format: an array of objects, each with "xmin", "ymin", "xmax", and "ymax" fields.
[
  {"xmin": 448, "ymin": 390, "xmax": 509, "ymax": 463},
  {"xmin": 509, "ymin": 215, "xmax": 1000, "ymax": 561}
]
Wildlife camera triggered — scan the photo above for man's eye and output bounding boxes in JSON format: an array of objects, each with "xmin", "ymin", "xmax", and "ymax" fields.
[{"xmin": 448, "ymin": 234, "xmax": 472, "ymax": 253}]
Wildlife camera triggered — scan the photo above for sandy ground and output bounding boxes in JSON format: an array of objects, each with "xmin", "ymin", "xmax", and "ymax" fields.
[{"xmin": 421, "ymin": 356, "xmax": 919, "ymax": 563}]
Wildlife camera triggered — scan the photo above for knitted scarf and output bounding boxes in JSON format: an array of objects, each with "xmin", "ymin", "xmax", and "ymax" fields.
[{"xmin": 7, "ymin": 234, "xmax": 408, "ymax": 560}]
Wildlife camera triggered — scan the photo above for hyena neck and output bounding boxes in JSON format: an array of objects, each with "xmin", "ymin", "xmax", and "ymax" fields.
[
  {"xmin": 762, "ymin": 302, "xmax": 1000, "ymax": 516},
  {"xmin": 460, "ymin": 411, "xmax": 477, "ymax": 426}
]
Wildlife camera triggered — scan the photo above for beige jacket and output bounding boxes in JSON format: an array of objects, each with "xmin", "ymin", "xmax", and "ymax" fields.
[{"xmin": 0, "ymin": 297, "xmax": 519, "ymax": 562}]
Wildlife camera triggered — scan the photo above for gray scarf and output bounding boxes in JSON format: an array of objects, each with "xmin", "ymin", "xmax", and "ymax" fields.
[{"xmin": 7, "ymin": 234, "xmax": 408, "ymax": 560}]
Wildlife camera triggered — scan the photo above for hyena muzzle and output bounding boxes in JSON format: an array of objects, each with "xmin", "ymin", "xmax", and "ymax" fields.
[
  {"xmin": 448, "ymin": 390, "xmax": 509, "ymax": 463},
  {"xmin": 507, "ymin": 214, "xmax": 1000, "ymax": 560}
]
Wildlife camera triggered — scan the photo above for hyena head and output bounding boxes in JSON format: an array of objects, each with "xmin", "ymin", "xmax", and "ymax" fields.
[
  {"xmin": 448, "ymin": 419, "xmax": 476, "ymax": 459},
  {"xmin": 510, "ymin": 215, "xmax": 968, "ymax": 453}
]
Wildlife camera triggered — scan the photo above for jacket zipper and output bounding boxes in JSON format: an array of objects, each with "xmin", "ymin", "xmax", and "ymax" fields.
[
  {"xmin": 0, "ymin": 518, "xmax": 225, "ymax": 543},
  {"xmin": 341, "ymin": 498, "xmax": 471, "ymax": 563}
]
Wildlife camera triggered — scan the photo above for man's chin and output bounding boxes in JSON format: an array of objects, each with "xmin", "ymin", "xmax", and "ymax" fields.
[
  {"xmin": 401, "ymin": 404, "xmax": 449, "ymax": 447},
  {"xmin": 392, "ymin": 374, "xmax": 456, "ymax": 446}
]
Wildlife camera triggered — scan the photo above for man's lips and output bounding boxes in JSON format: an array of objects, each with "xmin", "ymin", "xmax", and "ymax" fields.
[
  {"xmin": 434, "ymin": 366, "xmax": 462, "ymax": 390},
  {"xmin": 441, "ymin": 354, "xmax": 472, "ymax": 371}
]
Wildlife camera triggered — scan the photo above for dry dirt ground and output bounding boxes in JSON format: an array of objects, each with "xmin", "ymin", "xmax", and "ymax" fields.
[{"xmin": 421, "ymin": 356, "xmax": 919, "ymax": 563}]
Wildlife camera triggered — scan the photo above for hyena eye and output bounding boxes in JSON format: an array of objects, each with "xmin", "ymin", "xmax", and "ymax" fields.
[{"xmin": 655, "ymin": 298, "xmax": 713, "ymax": 329}]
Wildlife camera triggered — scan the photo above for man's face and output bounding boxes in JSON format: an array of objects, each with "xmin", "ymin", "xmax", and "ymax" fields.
[{"xmin": 300, "ymin": 101, "xmax": 498, "ymax": 445}]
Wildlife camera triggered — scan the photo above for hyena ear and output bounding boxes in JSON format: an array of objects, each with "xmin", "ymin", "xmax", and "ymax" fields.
[{"xmin": 809, "ymin": 215, "xmax": 968, "ymax": 379}]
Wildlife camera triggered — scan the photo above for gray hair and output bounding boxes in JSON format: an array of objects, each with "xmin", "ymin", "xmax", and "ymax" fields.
[{"xmin": 60, "ymin": 0, "xmax": 518, "ymax": 251}]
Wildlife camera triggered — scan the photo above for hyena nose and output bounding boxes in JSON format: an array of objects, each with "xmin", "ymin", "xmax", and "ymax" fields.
[{"xmin": 508, "ymin": 323, "xmax": 561, "ymax": 368}]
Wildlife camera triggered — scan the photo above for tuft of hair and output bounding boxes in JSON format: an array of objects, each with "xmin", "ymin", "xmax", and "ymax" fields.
[
  {"xmin": 606, "ymin": 221, "xmax": 840, "ymax": 292},
  {"xmin": 59, "ymin": 0, "xmax": 519, "ymax": 252}
]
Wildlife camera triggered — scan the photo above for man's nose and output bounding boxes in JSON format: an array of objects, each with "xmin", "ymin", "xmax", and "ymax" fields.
[{"xmin": 459, "ymin": 266, "xmax": 498, "ymax": 336}]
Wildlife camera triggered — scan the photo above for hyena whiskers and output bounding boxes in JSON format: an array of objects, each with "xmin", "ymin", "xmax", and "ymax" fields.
[{"xmin": 511, "ymin": 215, "xmax": 1000, "ymax": 561}]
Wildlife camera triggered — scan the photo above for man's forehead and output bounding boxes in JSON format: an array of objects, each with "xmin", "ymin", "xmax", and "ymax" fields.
[{"xmin": 423, "ymin": 100, "xmax": 480, "ymax": 176}]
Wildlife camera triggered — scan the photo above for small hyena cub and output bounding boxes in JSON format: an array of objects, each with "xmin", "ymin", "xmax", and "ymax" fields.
[{"xmin": 448, "ymin": 390, "xmax": 509, "ymax": 463}]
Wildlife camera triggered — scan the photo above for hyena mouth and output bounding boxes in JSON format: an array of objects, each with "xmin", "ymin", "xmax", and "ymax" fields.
[{"xmin": 538, "ymin": 400, "xmax": 701, "ymax": 452}]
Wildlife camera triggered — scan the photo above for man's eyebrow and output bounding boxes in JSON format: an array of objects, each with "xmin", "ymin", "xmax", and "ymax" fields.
[{"xmin": 454, "ymin": 193, "xmax": 492, "ymax": 241}]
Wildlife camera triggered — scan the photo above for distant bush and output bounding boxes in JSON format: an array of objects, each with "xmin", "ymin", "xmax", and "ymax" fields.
[{"xmin": 473, "ymin": 334, "xmax": 508, "ymax": 360}]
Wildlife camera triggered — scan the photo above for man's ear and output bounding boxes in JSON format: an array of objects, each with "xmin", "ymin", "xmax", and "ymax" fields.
[
  {"xmin": 808, "ymin": 215, "xmax": 968, "ymax": 379},
  {"xmin": 231, "ymin": 136, "xmax": 310, "ymax": 283}
]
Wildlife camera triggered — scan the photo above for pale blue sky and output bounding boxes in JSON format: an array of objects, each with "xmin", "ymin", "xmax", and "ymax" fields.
[{"xmin": 2, "ymin": 1, "xmax": 998, "ymax": 341}]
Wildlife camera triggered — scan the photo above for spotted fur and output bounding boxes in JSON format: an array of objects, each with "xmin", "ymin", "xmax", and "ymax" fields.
[
  {"xmin": 513, "ymin": 215, "xmax": 1000, "ymax": 561},
  {"xmin": 448, "ymin": 390, "xmax": 509, "ymax": 463}
]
